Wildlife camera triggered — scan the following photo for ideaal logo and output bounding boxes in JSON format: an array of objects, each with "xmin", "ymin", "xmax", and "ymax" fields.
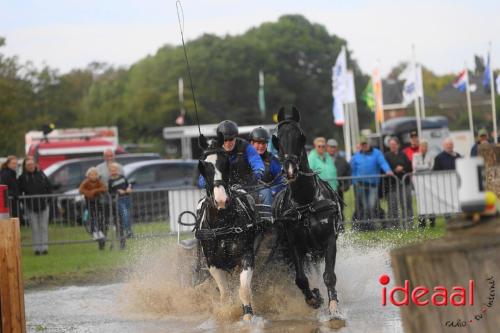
[{"xmin": 379, "ymin": 274, "xmax": 495, "ymax": 328}]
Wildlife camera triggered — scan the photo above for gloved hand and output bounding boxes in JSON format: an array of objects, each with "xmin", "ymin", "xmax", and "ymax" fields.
[{"xmin": 254, "ymin": 171, "xmax": 263, "ymax": 182}]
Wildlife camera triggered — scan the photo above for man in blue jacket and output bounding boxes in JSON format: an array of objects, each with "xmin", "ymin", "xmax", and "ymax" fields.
[
  {"xmin": 199, "ymin": 120, "xmax": 264, "ymax": 188},
  {"xmin": 351, "ymin": 136, "xmax": 393, "ymax": 225}
]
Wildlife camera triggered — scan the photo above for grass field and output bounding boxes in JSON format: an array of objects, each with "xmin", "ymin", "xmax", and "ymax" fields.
[{"xmin": 21, "ymin": 216, "xmax": 446, "ymax": 289}]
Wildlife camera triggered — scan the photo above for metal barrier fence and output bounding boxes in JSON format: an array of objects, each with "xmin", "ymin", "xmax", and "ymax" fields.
[
  {"xmin": 8, "ymin": 171, "xmax": 460, "ymax": 248},
  {"xmin": 9, "ymin": 187, "xmax": 199, "ymax": 249}
]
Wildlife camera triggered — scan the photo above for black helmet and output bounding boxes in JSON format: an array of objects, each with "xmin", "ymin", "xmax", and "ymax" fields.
[
  {"xmin": 250, "ymin": 127, "xmax": 270, "ymax": 143},
  {"xmin": 216, "ymin": 120, "xmax": 238, "ymax": 140}
]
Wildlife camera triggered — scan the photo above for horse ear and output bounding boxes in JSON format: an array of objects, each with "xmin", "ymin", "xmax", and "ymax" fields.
[
  {"xmin": 198, "ymin": 160, "xmax": 206, "ymax": 178},
  {"xmin": 216, "ymin": 132, "xmax": 224, "ymax": 147},
  {"xmin": 277, "ymin": 106, "xmax": 286, "ymax": 123},
  {"xmin": 291, "ymin": 106, "xmax": 301, "ymax": 122},
  {"xmin": 272, "ymin": 135, "xmax": 280, "ymax": 152},
  {"xmin": 198, "ymin": 134, "xmax": 208, "ymax": 150}
]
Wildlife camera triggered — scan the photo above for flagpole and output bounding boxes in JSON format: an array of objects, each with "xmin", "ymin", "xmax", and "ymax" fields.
[
  {"xmin": 465, "ymin": 65, "xmax": 474, "ymax": 135},
  {"xmin": 419, "ymin": 64, "xmax": 426, "ymax": 119},
  {"xmin": 489, "ymin": 42, "xmax": 498, "ymax": 143},
  {"xmin": 343, "ymin": 104, "xmax": 352, "ymax": 160},
  {"xmin": 412, "ymin": 45, "xmax": 422, "ymax": 138}
]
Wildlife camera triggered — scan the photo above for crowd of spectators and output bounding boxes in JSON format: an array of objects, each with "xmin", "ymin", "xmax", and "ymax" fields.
[
  {"xmin": 306, "ymin": 129, "xmax": 482, "ymax": 231},
  {"xmin": 0, "ymin": 149, "xmax": 132, "ymax": 254}
]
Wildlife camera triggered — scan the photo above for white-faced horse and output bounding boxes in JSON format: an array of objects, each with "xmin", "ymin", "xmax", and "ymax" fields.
[{"xmin": 196, "ymin": 137, "xmax": 261, "ymax": 321}]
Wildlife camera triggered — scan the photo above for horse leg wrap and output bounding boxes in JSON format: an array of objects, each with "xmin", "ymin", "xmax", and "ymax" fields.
[
  {"xmin": 328, "ymin": 289, "xmax": 338, "ymax": 303},
  {"xmin": 242, "ymin": 304, "xmax": 253, "ymax": 316}
]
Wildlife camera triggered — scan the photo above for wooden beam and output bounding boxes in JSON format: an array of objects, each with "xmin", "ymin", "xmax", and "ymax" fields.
[{"xmin": 0, "ymin": 218, "xmax": 26, "ymax": 333}]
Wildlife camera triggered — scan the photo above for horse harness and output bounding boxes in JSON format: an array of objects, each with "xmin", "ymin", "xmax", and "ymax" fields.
[
  {"xmin": 194, "ymin": 187, "xmax": 261, "ymax": 241},
  {"xmin": 274, "ymin": 175, "xmax": 341, "ymax": 230}
]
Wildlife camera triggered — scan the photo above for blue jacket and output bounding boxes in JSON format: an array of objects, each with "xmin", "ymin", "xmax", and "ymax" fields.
[
  {"xmin": 198, "ymin": 140, "xmax": 265, "ymax": 187},
  {"xmin": 351, "ymin": 148, "xmax": 391, "ymax": 184},
  {"xmin": 261, "ymin": 152, "xmax": 286, "ymax": 196}
]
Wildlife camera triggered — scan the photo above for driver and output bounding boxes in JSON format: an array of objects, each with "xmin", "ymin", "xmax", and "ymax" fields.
[
  {"xmin": 199, "ymin": 120, "xmax": 264, "ymax": 188},
  {"xmin": 249, "ymin": 127, "xmax": 285, "ymax": 206}
]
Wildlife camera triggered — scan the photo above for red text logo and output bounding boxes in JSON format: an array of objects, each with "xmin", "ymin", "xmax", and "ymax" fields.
[{"xmin": 379, "ymin": 274, "xmax": 474, "ymax": 307}]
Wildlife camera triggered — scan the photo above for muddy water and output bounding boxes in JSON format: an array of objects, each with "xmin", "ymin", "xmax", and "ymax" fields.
[{"xmin": 26, "ymin": 239, "xmax": 403, "ymax": 332}]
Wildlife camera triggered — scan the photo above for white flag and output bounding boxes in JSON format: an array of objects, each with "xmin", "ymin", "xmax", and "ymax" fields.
[
  {"xmin": 399, "ymin": 63, "xmax": 422, "ymax": 106},
  {"xmin": 496, "ymin": 75, "xmax": 500, "ymax": 95},
  {"xmin": 345, "ymin": 70, "xmax": 356, "ymax": 103},
  {"xmin": 332, "ymin": 46, "xmax": 347, "ymax": 125}
]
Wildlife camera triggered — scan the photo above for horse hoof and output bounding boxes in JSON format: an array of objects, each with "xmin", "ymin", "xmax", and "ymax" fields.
[
  {"xmin": 243, "ymin": 313, "xmax": 253, "ymax": 321},
  {"xmin": 306, "ymin": 288, "xmax": 323, "ymax": 309},
  {"xmin": 306, "ymin": 297, "xmax": 322, "ymax": 309}
]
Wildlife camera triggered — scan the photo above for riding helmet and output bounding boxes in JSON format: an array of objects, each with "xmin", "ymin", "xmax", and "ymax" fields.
[
  {"xmin": 216, "ymin": 120, "xmax": 238, "ymax": 140},
  {"xmin": 250, "ymin": 127, "xmax": 270, "ymax": 143}
]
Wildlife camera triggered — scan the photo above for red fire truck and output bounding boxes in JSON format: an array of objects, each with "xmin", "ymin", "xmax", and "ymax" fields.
[{"xmin": 25, "ymin": 127, "xmax": 125, "ymax": 170}]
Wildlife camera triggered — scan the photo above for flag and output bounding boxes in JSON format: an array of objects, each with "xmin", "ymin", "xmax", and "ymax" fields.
[
  {"xmin": 362, "ymin": 79, "xmax": 375, "ymax": 112},
  {"xmin": 453, "ymin": 70, "xmax": 467, "ymax": 92},
  {"xmin": 258, "ymin": 71, "xmax": 266, "ymax": 117},
  {"xmin": 483, "ymin": 53, "xmax": 492, "ymax": 94},
  {"xmin": 176, "ymin": 77, "xmax": 185, "ymax": 126},
  {"xmin": 497, "ymin": 75, "xmax": 500, "ymax": 95},
  {"xmin": 332, "ymin": 46, "xmax": 347, "ymax": 125},
  {"xmin": 372, "ymin": 68, "xmax": 384, "ymax": 123},
  {"xmin": 398, "ymin": 63, "xmax": 424, "ymax": 106}
]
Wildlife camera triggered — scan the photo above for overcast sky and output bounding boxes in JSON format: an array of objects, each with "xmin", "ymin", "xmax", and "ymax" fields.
[{"xmin": 1, "ymin": 0, "xmax": 499, "ymax": 77}]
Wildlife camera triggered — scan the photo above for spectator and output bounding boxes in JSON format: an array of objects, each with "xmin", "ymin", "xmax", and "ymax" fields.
[
  {"xmin": 412, "ymin": 140, "xmax": 434, "ymax": 171},
  {"xmin": 384, "ymin": 137, "xmax": 413, "ymax": 228},
  {"xmin": 17, "ymin": 157, "xmax": 52, "ymax": 255},
  {"xmin": 470, "ymin": 128, "xmax": 490, "ymax": 157},
  {"xmin": 412, "ymin": 140, "xmax": 436, "ymax": 228},
  {"xmin": 351, "ymin": 136, "xmax": 393, "ymax": 228},
  {"xmin": 326, "ymin": 138, "xmax": 351, "ymax": 221},
  {"xmin": 403, "ymin": 131, "xmax": 419, "ymax": 162},
  {"xmin": 79, "ymin": 167, "xmax": 107, "ymax": 250},
  {"xmin": 0, "ymin": 155, "xmax": 20, "ymax": 217},
  {"xmin": 96, "ymin": 149, "xmax": 123, "ymax": 185},
  {"xmin": 308, "ymin": 137, "xmax": 338, "ymax": 191},
  {"xmin": 108, "ymin": 162, "xmax": 132, "ymax": 249},
  {"xmin": 433, "ymin": 138, "xmax": 461, "ymax": 171}
]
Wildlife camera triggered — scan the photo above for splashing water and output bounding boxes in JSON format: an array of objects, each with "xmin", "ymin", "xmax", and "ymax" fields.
[{"xmin": 25, "ymin": 235, "xmax": 403, "ymax": 332}]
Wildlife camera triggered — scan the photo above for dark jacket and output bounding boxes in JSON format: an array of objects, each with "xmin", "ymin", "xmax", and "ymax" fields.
[
  {"xmin": 433, "ymin": 151, "xmax": 461, "ymax": 171},
  {"xmin": 332, "ymin": 154, "xmax": 351, "ymax": 192},
  {"xmin": 384, "ymin": 151, "xmax": 412, "ymax": 183},
  {"xmin": 17, "ymin": 170, "xmax": 52, "ymax": 212},
  {"xmin": 108, "ymin": 175, "xmax": 130, "ymax": 197},
  {"xmin": 0, "ymin": 168, "xmax": 20, "ymax": 198}
]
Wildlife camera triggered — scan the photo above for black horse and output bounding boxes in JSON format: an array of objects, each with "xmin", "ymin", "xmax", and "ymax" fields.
[
  {"xmin": 196, "ymin": 136, "xmax": 260, "ymax": 321},
  {"xmin": 271, "ymin": 106, "xmax": 345, "ymax": 324}
]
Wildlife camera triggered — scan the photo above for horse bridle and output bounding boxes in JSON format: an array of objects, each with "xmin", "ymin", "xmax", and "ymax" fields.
[{"xmin": 276, "ymin": 120, "xmax": 317, "ymax": 177}]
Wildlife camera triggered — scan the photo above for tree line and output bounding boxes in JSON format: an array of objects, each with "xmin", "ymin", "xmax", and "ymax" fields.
[{"xmin": 1, "ymin": 15, "xmax": 495, "ymax": 156}]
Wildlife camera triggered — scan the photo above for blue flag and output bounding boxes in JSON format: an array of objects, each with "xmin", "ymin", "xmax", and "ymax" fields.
[{"xmin": 483, "ymin": 54, "xmax": 491, "ymax": 90}]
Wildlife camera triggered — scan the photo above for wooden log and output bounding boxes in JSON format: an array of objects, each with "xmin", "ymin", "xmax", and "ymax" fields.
[
  {"xmin": 478, "ymin": 144, "xmax": 500, "ymax": 198},
  {"xmin": 391, "ymin": 216, "xmax": 500, "ymax": 333},
  {"xmin": 0, "ymin": 218, "xmax": 26, "ymax": 333}
]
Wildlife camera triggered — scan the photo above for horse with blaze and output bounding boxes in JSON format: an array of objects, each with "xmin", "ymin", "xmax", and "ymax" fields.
[{"xmin": 196, "ymin": 135, "xmax": 260, "ymax": 321}]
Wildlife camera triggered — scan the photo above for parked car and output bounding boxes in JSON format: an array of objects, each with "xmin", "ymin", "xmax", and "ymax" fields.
[
  {"xmin": 45, "ymin": 153, "xmax": 161, "ymax": 194},
  {"xmin": 58, "ymin": 159, "xmax": 198, "ymax": 225},
  {"xmin": 124, "ymin": 159, "xmax": 198, "ymax": 189}
]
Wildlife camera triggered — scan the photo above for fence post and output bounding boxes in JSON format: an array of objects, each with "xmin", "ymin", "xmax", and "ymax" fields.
[{"xmin": 0, "ymin": 218, "xmax": 26, "ymax": 333}]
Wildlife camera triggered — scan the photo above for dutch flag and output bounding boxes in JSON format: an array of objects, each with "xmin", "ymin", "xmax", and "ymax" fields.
[{"xmin": 453, "ymin": 69, "xmax": 467, "ymax": 92}]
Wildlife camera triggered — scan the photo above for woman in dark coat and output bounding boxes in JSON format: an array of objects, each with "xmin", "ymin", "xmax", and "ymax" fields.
[
  {"xmin": 18, "ymin": 156, "xmax": 52, "ymax": 255},
  {"xmin": 0, "ymin": 155, "xmax": 20, "ymax": 217}
]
